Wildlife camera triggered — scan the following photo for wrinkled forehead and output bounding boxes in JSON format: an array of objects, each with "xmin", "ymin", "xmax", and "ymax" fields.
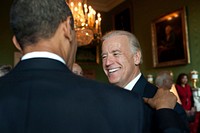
[
  {"xmin": 102, "ymin": 35, "xmax": 129, "ymax": 50},
  {"xmin": 102, "ymin": 35, "xmax": 130, "ymax": 52},
  {"xmin": 103, "ymin": 34, "xmax": 128, "ymax": 43}
]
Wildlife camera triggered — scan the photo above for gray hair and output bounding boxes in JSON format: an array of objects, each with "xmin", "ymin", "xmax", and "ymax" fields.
[
  {"xmin": 155, "ymin": 71, "xmax": 172, "ymax": 88},
  {"xmin": 102, "ymin": 30, "xmax": 143, "ymax": 64},
  {"xmin": 0, "ymin": 65, "xmax": 12, "ymax": 77}
]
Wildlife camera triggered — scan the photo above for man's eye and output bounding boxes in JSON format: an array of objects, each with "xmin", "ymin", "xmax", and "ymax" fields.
[
  {"xmin": 102, "ymin": 55, "xmax": 107, "ymax": 59},
  {"xmin": 113, "ymin": 52, "xmax": 120, "ymax": 56}
]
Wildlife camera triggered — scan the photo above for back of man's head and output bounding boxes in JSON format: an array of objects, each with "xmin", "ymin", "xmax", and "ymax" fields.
[
  {"xmin": 155, "ymin": 71, "xmax": 173, "ymax": 90},
  {"xmin": 10, "ymin": 0, "xmax": 74, "ymax": 49}
]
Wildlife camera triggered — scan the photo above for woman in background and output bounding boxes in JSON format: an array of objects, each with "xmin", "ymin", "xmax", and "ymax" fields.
[{"xmin": 175, "ymin": 73, "xmax": 198, "ymax": 133}]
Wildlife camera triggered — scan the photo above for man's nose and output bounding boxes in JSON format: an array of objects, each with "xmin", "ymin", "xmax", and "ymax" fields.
[{"xmin": 105, "ymin": 55, "xmax": 114, "ymax": 66}]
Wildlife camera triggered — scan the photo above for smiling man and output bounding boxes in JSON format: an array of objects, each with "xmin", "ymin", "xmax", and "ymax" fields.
[
  {"xmin": 101, "ymin": 31, "xmax": 141, "ymax": 88},
  {"xmin": 101, "ymin": 30, "xmax": 189, "ymax": 133}
]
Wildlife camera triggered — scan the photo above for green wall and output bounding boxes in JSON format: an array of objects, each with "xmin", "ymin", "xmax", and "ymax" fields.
[
  {"xmin": 1, "ymin": 0, "xmax": 200, "ymax": 85},
  {"xmin": 0, "ymin": 0, "xmax": 16, "ymax": 66},
  {"xmin": 0, "ymin": 0, "xmax": 108, "ymax": 83},
  {"xmin": 131, "ymin": 0, "xmax": 200, "ymax": 85}
]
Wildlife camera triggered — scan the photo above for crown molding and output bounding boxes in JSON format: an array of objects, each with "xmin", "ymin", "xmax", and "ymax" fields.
[{"xmin": 88, "ymin": 0, "xmax": 125, "ymax": 12}]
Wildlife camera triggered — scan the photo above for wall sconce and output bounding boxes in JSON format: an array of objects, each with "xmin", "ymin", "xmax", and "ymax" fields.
[
  {"xmin": 190, "ymin": 70, "xmax": 198, "ymax": 89},
  {"xmin": 147, "ymin": 74, "xmax": 154, "ymax": 84},
  {"xmin": 190, "ymin": 70, "xmax": 200, "ymax": 112}
]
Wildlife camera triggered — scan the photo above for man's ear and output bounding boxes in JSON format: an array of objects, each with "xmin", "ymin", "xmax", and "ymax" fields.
[
  {"xmin": 12, "ymin": 36, "xmax": 22, "ymax": 51},
  {"xmin": 134, "ymin": 51, "xmax": 141, "ymax": 66},
  {"xmin": 63, "ymin": 16, "xmax": 73, "ymax": 42}
]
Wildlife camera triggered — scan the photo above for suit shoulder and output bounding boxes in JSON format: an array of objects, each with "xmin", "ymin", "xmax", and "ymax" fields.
[
  {"xmin": 81, "ymin": 77, "xmax": 142, "ymax": 103},
  {"xmin": 144, "ymin": 82, "xmax": 158, "ymax": 97}
]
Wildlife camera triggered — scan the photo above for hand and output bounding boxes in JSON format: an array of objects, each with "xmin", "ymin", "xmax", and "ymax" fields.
[
  {"xmin": 143, "ymin": 88, "xmax": 177, "ymax": 110},
  {"xmin": 190, "ymin": 107, "xmax": 196, "ymax": 115}
]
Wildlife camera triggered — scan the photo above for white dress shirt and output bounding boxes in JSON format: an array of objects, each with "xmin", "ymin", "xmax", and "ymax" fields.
[
  {"xmin": 124, "ymin": 73, "xmax": 142, "ymax": 91},
  {"xmin": 21, "ymin": 51, "xmax": 66, "ymax": 64}
]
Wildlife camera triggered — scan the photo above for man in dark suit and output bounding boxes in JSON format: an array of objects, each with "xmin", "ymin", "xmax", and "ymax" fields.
[
  {"xmin": 101, "ymin": 30, "xmax": 189, "ymax": 132},
  {"xmin": 134, "ymin": 72, "xmax": 189, "ymax": 132},
  {"xmin": 0, "ymin": 0, "xmax": 144, "ymax": 132},
  {"xmin": 0, "ymin": 0, "xmax": 187, "ymax": 132}
]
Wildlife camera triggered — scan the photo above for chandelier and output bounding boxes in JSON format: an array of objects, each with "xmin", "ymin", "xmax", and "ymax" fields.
[{"xmin": 67, "ymin": 0, "xmax": 102, "ymax": 46}]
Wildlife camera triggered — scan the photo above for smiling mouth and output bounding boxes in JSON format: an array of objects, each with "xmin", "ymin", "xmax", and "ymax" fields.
[{"xmin": 108, "ymin": 68, "xmax": 120, "ymax": 73}]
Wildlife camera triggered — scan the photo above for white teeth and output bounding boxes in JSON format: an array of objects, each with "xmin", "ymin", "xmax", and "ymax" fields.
[{"xmin": 108, "ymin": 68, "xmax": 119, "ymax": 73}]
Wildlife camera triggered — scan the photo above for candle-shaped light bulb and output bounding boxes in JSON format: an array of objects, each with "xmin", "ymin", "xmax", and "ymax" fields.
[
  {"xmin": 74, "ymin": 7, "xmax": 78, "ymax": 12},
  {"xmin": 88, "ymin": 13, "xmax": 91, "ymax": 26},
  {"xmin": 95, "ymin": 20, "xmax": 98, "ymax": 31},
  {"xmin": 97, "ymin": 13, "xmax": 101, "ymax": 18},
  {"xmin": 88, "ymin": 6, "xmax": 92, "ymax": 13},
  {"xmin": 78, "ymin": 2, "xmax": 81, "ymax": 7},
  {"xmin": 70, "ymin": 2, "xmax": 74, "ymax": 7},
  {"xmin": 84, "ymin": 4, "xmax": 87, "ymax": 13},
  {"xmin": 98, "ymin": 17, "xmax": 101, "ymax": 22},
  {"xmin": 84, "ymin": 4, "xmax": 87, "ymax": 8}
]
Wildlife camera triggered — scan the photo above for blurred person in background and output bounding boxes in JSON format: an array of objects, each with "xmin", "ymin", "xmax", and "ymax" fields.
[
  {"xmin": 0, "ymin": 65, "xmax": 12, "ymax": 77},
  {"xmin": 72, "ymin": 63, "xmax": 83, "ymax": 76},
  {"xmin": 176, "ymin": 73, "xmax": 199, "ymax": 133}
]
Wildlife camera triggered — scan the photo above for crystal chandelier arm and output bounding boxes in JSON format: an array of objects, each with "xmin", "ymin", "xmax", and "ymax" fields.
[{"xmin": 67, "ymin": 0, "xmax": 102, "ymax": 45}]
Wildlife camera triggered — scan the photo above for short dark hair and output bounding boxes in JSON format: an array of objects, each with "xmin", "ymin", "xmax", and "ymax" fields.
[
  {"xmin": 10, "ymin": 0, "xmax": 74, "ymax": 49},
  {"xmin": 176, "ymin": 73, "xmax": 188, "ymax": 85}
]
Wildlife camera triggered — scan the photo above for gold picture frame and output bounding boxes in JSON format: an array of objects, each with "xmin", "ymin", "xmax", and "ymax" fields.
[{"xmin": 151, "ymin": 7, "xmax": 190, "ymax": 67}]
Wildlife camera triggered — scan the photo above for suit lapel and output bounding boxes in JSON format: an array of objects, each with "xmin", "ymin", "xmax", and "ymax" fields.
[{"xmin": 131, "ymin": 74, "xmax": 147, "ymax": 97}]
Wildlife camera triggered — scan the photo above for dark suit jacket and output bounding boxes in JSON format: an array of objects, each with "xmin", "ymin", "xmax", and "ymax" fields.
[
  {"xmin": 132, "ymin": 74, "xmax": 190, "ymax": 133},
  {"xmin": 0, "ymin": 58, "xmax": 143, "ymax": 133}
]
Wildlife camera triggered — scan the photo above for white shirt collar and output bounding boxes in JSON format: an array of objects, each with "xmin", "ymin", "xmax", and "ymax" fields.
[
  {"xmin": 124, "ymin": 73, "xmax": 142, "ymax": 91},
  {"xmin": 21, "ymin": 51, "xmax": 66, "ymax": 64}
]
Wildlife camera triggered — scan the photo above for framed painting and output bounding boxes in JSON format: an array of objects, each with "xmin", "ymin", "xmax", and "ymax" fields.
[
  {"xmin": 76, "ymin": 44, "xmax": 100, "ymax": 64},
  {"xmin": 151, "ymin": 7, "xmax": 190, "ymax": 67},
  {"xmin": 112, "ymin": 1, "xmax": 133, "ymax": 32}
]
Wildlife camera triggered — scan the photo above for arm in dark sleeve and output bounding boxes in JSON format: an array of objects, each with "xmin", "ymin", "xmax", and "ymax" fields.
[
  {"xmin": 190, "ymin": 86, "xmax": 195, "ymax": 107},
  {"xmin": 155, "ymin": 109, "xmax": 190, "ymax": 133}
]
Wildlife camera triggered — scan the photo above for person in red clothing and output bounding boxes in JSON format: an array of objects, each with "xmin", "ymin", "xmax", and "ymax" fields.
[
  {"xmin": 176, "ymin": 73, "xmax": 194, "ymax": 111},
  {"xmin": 175, "ymin": 73, "xmax": 198, "ymax": 133}
]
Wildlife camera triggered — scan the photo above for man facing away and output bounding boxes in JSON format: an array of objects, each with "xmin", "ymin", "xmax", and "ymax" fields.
[
  {"xmin": 0, "ymin": 0, "xmax": 144, "ymax": 132},
  {"xmin": 101, "ymin": 30, "xmax": 189, "ymax": 132},
  {"xmin": 0, "ymin": 0, "xmax": 187, "ymax": 132}
]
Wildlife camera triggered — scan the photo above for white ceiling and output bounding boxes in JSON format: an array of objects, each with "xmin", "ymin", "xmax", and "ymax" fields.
[{"xmin": 87, "ymin": 0, "xmax": 125, "ymax": 12}]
